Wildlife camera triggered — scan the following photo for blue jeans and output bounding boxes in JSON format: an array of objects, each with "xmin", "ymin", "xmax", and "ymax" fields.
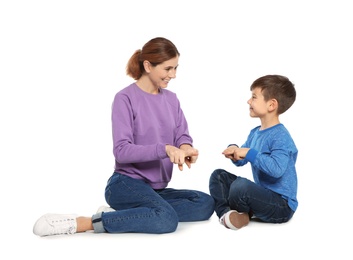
[
  {"xmin": 209, "ymin": 169, "xmax": 294, "ymax": 223},
  {"xmin": 92, "ymin": 172, "xmax": 215, "ymax": 234}
]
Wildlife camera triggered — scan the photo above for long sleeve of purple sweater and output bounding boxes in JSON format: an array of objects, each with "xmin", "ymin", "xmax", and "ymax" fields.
[{"xmin": 111, "ymin": 83, "xmax": 193, "ymax": 189}]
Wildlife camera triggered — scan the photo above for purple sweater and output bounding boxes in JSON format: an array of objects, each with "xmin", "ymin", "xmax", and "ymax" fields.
[{"xmin": 112, "ymin": 83, "xmax": 193, "ymax": 189}]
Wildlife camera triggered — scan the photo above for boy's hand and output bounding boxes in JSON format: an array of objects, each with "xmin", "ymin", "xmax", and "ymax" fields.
[{"xmin": 222, "ymin": 146, "xmax": 249, "ymax": 161}]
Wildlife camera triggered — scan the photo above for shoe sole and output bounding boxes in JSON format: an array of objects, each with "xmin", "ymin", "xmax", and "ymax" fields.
[{"xmin": 224, "ymin": 210, "xmax": 249, "ymax": 229}]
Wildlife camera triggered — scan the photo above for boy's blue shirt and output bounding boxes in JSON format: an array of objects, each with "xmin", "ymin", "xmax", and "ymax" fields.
[{"xmin": 232, "ymin": 123, "xmax": 298, "ymax": 212}]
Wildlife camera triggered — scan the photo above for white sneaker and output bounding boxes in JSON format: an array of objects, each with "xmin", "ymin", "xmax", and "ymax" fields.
[
  {"xmin": 96, "ymin": 205, "xmax": 115, "ymax": 213},
  {"xmin": 33, "ymin": 213, "xmax": 78, "ymax": 237}
]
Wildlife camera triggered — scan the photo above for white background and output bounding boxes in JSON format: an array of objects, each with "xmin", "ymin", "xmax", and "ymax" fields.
[{"xmin": 1, "ymin": 0, "xmax": 352, "ymax": 259}]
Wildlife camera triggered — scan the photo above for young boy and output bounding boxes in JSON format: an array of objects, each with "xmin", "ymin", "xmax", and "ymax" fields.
[{"xmin": 209, "ymin": 74, "xmax": 298, "ymax": 230}]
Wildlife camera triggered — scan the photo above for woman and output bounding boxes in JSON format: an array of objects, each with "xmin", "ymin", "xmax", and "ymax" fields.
[{"xmin": 33, "ymin": 37, "xmax": 215, "ymax": 236}]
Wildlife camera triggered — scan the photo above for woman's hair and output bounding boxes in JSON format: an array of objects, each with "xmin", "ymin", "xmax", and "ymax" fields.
[
  {"xmin": 250, "ymin": 75, "xmax": 296, "ymax": 114},
  {"xmin": 126, "ymin": 37, "xmax": 180, "ymax": 80}
]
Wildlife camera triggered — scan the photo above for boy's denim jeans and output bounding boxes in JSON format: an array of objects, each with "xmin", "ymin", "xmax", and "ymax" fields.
[{"xmin": 209, "ymin": 168, "xmax": 294, "ymax": 223}]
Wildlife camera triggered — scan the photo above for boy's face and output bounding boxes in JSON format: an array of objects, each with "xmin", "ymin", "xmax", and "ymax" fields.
[{"xmin": 247, "ymin": 87, "xmax": 269, "ymax": 118}]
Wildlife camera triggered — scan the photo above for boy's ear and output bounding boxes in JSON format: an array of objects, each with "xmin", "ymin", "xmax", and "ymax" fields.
[{"xmin": 268, "ymin": 99, "xmax": 278, "ymax": 112}]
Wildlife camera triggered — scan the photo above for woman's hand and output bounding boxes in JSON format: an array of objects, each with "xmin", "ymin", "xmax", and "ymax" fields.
[{"xmin": 166, "ymin": 144, "xmax": 199, "ymax": 171}]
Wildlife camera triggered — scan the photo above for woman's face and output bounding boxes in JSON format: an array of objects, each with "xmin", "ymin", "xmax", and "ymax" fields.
[{"xmin": 148, "ymin": 56, "xmax": 179, "ymax": 89}]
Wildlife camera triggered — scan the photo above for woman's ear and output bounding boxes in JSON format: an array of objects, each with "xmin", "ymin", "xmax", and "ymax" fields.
[{"xmin": 143, "ymin": 60, "xmax": 151, "ymax": 73}]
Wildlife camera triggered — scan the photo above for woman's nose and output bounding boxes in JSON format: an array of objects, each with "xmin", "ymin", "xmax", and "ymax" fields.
[{"xmin": 169, "ymin": 69, "xmax": 176, "ymax": 78}]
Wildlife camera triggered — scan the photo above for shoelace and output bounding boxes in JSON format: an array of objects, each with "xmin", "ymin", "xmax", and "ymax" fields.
[
  {"xmin": 219, "ymin": 215, "xmax": 226, "ymax": 227},
  {"xmin": 50, "ymin": 218, "xmax": 76, "ymax": 235}
]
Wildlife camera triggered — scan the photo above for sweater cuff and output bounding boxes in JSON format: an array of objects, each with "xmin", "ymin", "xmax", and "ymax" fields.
[
  {"xmin": 157, "ymin": 143, "xmax": 167, "ymax": 159},
  {"xmin": 245, "ymin": 148, "xmax": 258, "ymax": 162}
]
